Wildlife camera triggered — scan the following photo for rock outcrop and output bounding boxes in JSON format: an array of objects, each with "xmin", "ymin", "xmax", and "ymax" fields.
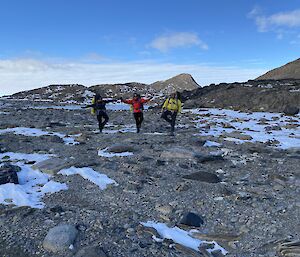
[{"xmin": 182, "ymin": 79, "xmax": 300, "ymax": 113}]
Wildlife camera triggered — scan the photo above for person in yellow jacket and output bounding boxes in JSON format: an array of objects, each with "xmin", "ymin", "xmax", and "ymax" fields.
[{"xmin": 161, "ymin": 92, "xmax": 182, "ymax": 134}]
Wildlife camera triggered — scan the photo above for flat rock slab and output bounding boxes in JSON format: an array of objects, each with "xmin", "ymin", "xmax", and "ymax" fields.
[
  {"xmin": 107, "ymin": 144, "xmax": 135, "ymax": 153},
  {"xmin": 183, "ymin": 171, "xmax": 221, "ymax": 183},
  {"xmin": 32, "ymin": 158, "xmax": 74, "ymax": 175},
  {"xmin": 43, "ymin": 224, "xmax": 78, "ymax": 253},
  {"xmin": 160, "ymin": 148, "xmax": 195, "ymax": 159}
]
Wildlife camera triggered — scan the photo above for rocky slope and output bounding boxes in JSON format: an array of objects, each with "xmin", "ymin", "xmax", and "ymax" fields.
[
  {"xmin": 182, "ymin": 79, "xmax": 300, "ymax": 113},
  {"xmin": 256, "ymin": 58, "xmax": 300, "ymax": 80},
  {"xmin": 0, "ymin": 99, "xmax": 299, "ymax": 257}
]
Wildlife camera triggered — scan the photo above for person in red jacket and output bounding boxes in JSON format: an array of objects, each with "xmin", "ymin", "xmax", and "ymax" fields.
[{"xmin": 121, "ymin": 93, "xmax": 151, "ymax": 133}]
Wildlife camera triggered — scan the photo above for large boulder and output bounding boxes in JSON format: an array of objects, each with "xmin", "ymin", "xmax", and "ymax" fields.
[{"xmin": 43, "ymin": 224, "xmax": 78, "ymax": 253}]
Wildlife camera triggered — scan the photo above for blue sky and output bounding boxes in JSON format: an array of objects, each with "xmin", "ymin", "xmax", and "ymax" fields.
[{"xmin": 0, "ymin": 0, "xmax": 300, "ymax": 95}]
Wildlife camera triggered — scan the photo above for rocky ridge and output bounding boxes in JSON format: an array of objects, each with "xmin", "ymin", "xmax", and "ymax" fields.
[
  {"xmin": 256, "ymin": 58, "xmax": 300, "ymax": 80},
  {"xmin": 5, "ymin": 74, "xmax": 199, "ymax": 103}
]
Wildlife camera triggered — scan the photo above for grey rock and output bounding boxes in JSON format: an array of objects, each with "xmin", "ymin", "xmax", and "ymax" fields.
[
  {"xmin": 183, "ymin": 171, "xmax": 221, "ymax": 183},
  {"xmin": 283, "ymin": 106, "xmax": 299, "ymax": 115},
  {"xmin": 194, "ymin": 153, "xmax": 224, "ymax": 163},
  {"xmin": 0, "ymin": 163, "xmax": 20, "ymax": 185},
  {"xmin": 43, "ymin": 224, "xmax": 78, "ymax": 253}
]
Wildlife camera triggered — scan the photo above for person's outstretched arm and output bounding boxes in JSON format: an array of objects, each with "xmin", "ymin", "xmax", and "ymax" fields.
[
  {"xmin": 121, "ymin": 98, "xmax": 133, "ymax": 104},
  {"xmin": 81, "ymin": 103, "xmax": 96, "ymax": 109},
  {"xmin": 141, "ymin": 97, "xmax": 152, "ymax": 103}
]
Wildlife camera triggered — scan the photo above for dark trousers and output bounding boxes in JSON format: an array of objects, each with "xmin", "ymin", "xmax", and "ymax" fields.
[
  {"xmin": 133, "ymin": 112, "xmax": 143, "ymax": 131},
  {"xmin": 161, "ymin": 110, "xmax": 177, "ymax": 132},
  {"xmin": 97, "ymin": 110, "xmax": 109, "ymax": 131}
]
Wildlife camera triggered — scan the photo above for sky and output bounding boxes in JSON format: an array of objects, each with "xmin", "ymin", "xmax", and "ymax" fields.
[{"xmin": 0, "ymin": 0, "xmax": 300, "ymax": 95}]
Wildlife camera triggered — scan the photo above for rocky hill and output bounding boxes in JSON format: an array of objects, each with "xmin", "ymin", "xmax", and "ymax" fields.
[
  {"xmin": 256, "ymin": 58, "xmax": 300, "ymax": 80},
  {"xmin": 5, "ymin": 74, "xmax": 200, "ymax": 103},
  {"xmin": 150, "ymin": 73, "xmax": 199, "ymax": 94},
  {"xmin": 182, "ymin": 79, "xmax": 300, "ymax": 113}
]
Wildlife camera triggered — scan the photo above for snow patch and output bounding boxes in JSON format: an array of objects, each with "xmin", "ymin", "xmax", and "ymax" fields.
[
  {"xmin": 98, "ymin": 148, "xmax": 134, "ymax": 157},
  {"xmin": 0, "ymin": 154, "xmax": 67, "ymax": 208},
  {"xmin": 204, "ymin": 141, "xmax": 221, "ymax": 147},
  {"xmin": 141, "ymin": 221, "xmax": 227, "ymax": 255},
  {"xmin": 58, "ymin": 166, "xmax": 118, "ymax": 190},
  {"xmin": 185, "ymin": 108, "xmax": 300, "ymax": 149},
  {"xmin": 0, "ymin": 127, "xmax": 79, "ymax": 145},
  {"xmin": 0, "ymin": 152, "xmax": 54, "ymax": 163}
]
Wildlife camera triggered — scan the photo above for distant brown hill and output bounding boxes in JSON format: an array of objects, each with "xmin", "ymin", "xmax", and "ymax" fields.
[
  {"xmin": 150, "ymin": 73, "xmax": 199, "ymax": 94},
  {"xmin": 256, "ymin": 58, "xmax": 300, "ymax": 80}
]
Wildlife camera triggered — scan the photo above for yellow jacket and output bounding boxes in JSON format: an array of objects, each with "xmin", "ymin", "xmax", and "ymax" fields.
[
  {"xmin": 91, "ymin": 97, "xmax": 96, "ymax": 114},
  {"xmin": 162, "ymin": 98, "xmax": 182, "ymax": 112}
]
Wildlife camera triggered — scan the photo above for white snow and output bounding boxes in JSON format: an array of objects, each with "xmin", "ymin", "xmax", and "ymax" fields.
[
  {"xmin": 58, "ymin": 166, "xmax": 118, "ymax": 190},
  {"xmin": 98, "ymin": 148, "xmax": 134, "ymax": 157},
  {"xmin": 289, "ymin": 89, "xmax": 300, "ymax": 92},
  {"xmin": 141, "ymin": 221, "xmax": 227, "ymax": 255},
  {"xmin": 204, "ymin": 141, "xmax": 221, "ymax": 147},
  {"xmin": 0, "ymin": 154, "xmax": 67, "ymax": 208},
  {"xmin": 0, "ymin": 127, "xmax": 79, "ymax": 145},
  {"xmin": 185, "ymin": 108, "xmax": 300, "ymax": 149},
  {"xmin": 0, "ymin": 152, "xmax": 54, "ymax": 162}
]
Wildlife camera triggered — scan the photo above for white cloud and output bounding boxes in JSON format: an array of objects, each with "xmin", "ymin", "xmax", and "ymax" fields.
[
  {"xmin": 0, "ymin": 58, "xmax": 266, "ymax": 96},
  {"xmin": 249, "ymin": 8, "xmax": 300, "ymax": 32},
  {"xmin": 149, "ymin": 32, "xmax": 208, "ymax": 52}
]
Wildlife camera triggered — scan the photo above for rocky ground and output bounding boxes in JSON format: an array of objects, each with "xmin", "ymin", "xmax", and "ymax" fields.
[{"xmin": 0, "ymin": 99, "xmax": 299, "ymax": 257}]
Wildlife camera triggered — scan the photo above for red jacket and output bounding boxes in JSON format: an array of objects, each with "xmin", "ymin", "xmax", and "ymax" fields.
[{"xmin": 122, "ymin": 98, "xmax": 149, "ymax": 113}]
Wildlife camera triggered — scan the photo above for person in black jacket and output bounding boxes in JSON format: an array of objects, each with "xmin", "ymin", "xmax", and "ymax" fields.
[{"xmin": 83, "ymin": 93, "xmax": 116, "ymax": 132}]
